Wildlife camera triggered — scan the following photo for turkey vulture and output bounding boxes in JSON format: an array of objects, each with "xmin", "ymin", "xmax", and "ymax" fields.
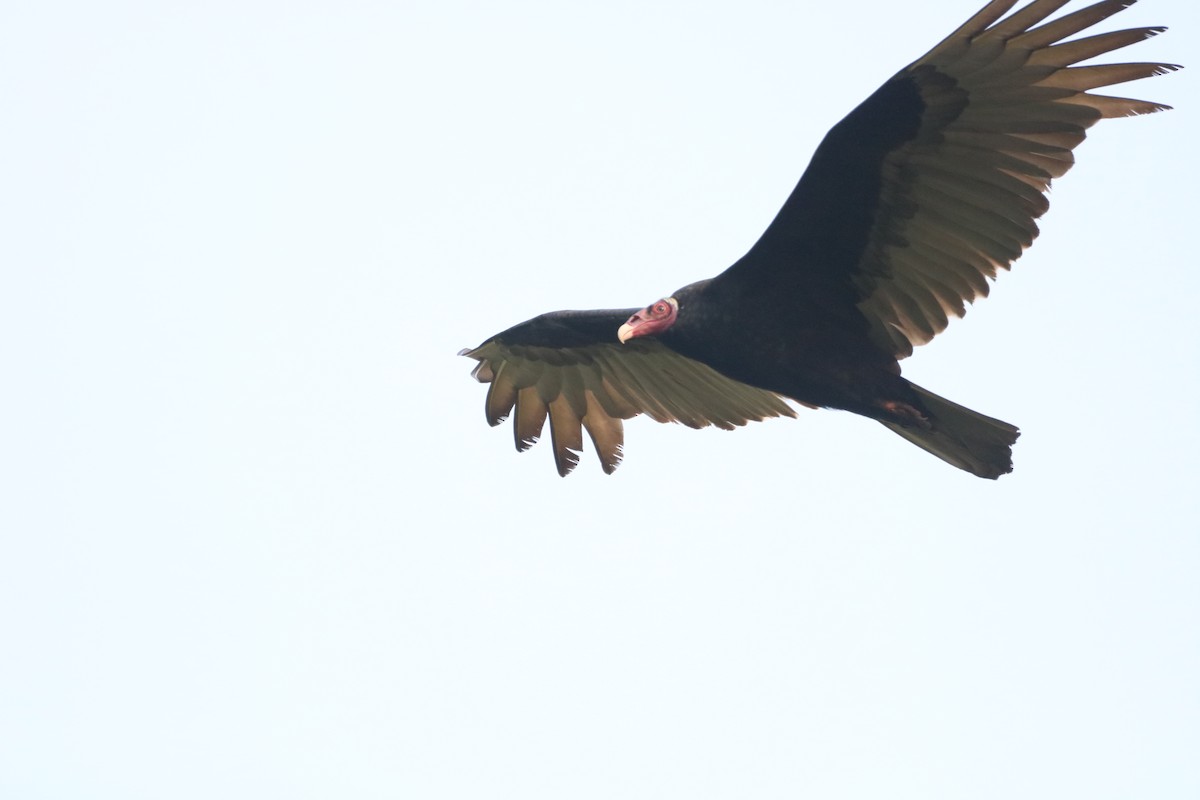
[{"xmin": 460, "ymin": 0, "xmax": 1177, "ymax": 479}]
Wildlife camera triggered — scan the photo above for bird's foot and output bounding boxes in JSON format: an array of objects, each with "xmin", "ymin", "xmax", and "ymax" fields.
[{"xmin": 880, "ymin": 400, "xmax": 932, "ymax": 429}]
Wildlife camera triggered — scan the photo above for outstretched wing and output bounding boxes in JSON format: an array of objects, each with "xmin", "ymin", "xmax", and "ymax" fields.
[
  {"xmin": 719, "ymin": 0, "xmax": 1178, "ymax": 358},
  {"xmin": 461, "ymin": 310, "xmax": 797, "ymax": 476}
]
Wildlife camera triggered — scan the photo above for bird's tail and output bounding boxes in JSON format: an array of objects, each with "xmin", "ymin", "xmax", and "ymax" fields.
[{"xmin": 880, "ymin": 383, "xmax": 1019, "ymax": 479}]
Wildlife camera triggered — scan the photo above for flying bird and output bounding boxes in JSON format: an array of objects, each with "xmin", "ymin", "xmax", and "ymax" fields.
[{"xmin": 460, "ymin": 0, "xmax": 1177, "ymax": 479}]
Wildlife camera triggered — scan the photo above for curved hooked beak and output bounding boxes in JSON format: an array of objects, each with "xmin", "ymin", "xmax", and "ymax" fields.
[{"xmin": 617, "ymin": 297, "xmax": 678, "ymax": 344}]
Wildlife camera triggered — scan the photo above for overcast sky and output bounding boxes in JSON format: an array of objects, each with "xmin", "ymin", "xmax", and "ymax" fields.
[{"xmin": 2, "ymin": 1, "xmax": 1197, "ymax": 798}]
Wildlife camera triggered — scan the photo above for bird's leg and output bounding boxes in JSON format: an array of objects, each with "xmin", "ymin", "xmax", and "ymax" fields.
[{"xmin": 879, "ymin": 400, "xmax": 932, "ymax": 429}]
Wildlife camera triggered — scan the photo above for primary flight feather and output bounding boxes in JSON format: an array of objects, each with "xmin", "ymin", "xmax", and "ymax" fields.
[{"xmin": 461, "ymin": 0, "xmax": 1178, "ymax": 478}]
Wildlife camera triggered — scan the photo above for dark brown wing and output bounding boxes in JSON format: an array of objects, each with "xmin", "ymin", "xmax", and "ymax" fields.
[
  {"xmin": 718, "ymin": 0, "xmax": 1178, "ymax": 358},
  {"xmin": 461, "ymin": 310, "xmax": 796, "ymax": 476}
]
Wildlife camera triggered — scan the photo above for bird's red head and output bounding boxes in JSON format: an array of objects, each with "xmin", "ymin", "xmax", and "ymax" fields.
[{"xmin": 617, "ymin": 297, "xmax": 678, "ymax": 343}]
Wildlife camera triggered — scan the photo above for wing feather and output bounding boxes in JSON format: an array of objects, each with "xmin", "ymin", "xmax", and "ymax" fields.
[
  {"xmin": 840, "ymin": 0, "xmax": 1175, "ymax": 357},
  {"xmin": 875, "ymin": 3, "xmax": 1174, "ymax": 356},
  {"xmin": 1030, "ymin": 27, "xmax": 1167, "ymax": 67},
  {"xmin": 484, "ymin": 361, "xmax": 517, "ymax": 426},
  {"xmin": 721, "ymin": 1, "xmax": 1175, "ymax": 358},
  {"xmin": 462, "ymin": 310, "xmax": 796, "ymax": 475},
  {"xmin": 581, "ymin": 392, "xmax": 625, "ymax": 475},
  {"xmin": 1010, "ymin": 0, "xmax": 1146, "ymax": 50},
  {"xmin": 547, "ymin": 393, "xmax": 584, "ymax": 477},
  {"xmin": 513, "ymin": 386, "xmax": 547, "ymax": 452}
]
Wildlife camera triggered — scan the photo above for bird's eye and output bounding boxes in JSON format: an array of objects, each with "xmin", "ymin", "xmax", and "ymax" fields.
[{"xmin": 652, "ymin": 302, "xmax": 668, "ymax": 316}]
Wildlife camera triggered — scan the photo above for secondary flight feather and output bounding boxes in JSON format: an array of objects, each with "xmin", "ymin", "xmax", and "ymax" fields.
[{"xmin": 461, "ymin": 0, "xmax": 1178, "ymax": 478}]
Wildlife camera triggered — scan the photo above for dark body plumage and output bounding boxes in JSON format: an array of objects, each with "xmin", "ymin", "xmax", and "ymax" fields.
[
  {"xmin": 462, "ymin": 0, "xmax": 1177, "ymax": 478},
  {"xmin": 659, "ymin": 280, "xmax": 911, "ymax": 420}
]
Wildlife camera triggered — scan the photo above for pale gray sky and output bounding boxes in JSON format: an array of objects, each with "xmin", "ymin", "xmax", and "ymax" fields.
[{"xmin": 2, "ymin": 1, "xmax": 1197, "ymax": 798}]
